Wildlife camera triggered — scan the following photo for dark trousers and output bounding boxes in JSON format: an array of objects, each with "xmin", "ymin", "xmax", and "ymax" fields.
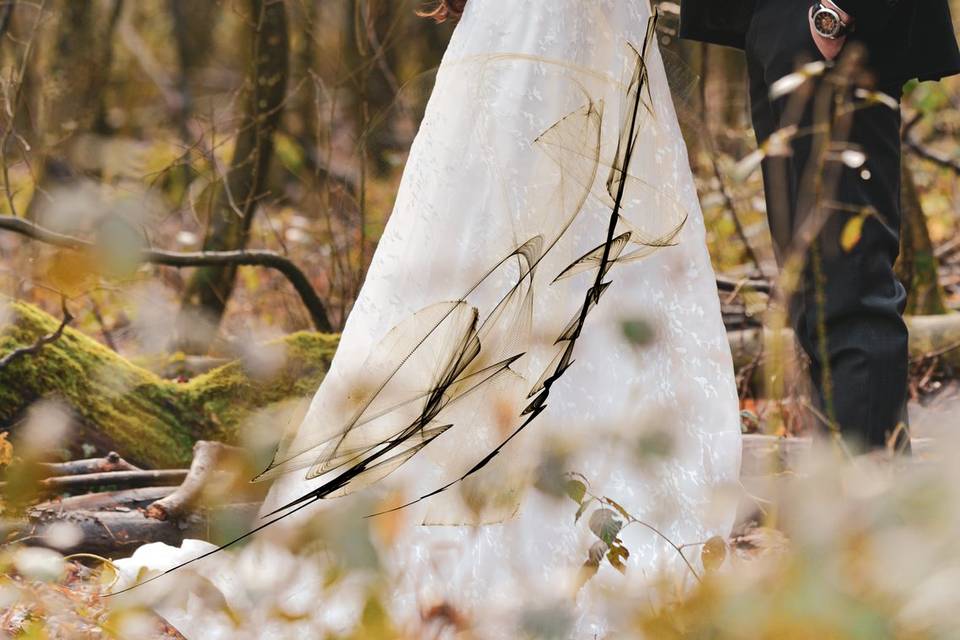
[{"xmin": 745, "ymin": 0, "xmax": 909, "ymax": 450}]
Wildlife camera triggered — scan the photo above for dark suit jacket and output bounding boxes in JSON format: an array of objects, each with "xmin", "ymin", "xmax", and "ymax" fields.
[{"xmin": 679, "ymin": 0, "xmax": 960, "ymax": 82}]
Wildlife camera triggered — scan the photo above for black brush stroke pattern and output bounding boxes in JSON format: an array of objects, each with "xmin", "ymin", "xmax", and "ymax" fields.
[{"xmin": 111, "ymin": 13, "xmax": 685, "ymax": 594}]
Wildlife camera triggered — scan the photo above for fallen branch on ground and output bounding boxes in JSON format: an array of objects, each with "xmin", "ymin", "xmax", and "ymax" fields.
[
  {"xmin": 37, "ymin": 452, "xmax": 141, "ymax": 479},
  {"xmin": 31, "ymin": 487, "xmax": 175, "ymax": 513},
  {"xmin": 2, "ymin": 440, "xmax": 263, "ymax": 557},
  {"xmin": 0, "ymin": 469, "xmax": 188, "ymax": 496},
  {"xmin": 145, "ymin": 441, "xmax": 246, "ymax": 521},
  {"xmin": 728, "ymin": 313, "xmax": 960, "ymax": 373}
]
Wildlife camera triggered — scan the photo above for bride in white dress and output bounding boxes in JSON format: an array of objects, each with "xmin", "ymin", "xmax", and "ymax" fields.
[{"xmin": 114, "ymin": 1, "xmax": 742, "ymax": 637}]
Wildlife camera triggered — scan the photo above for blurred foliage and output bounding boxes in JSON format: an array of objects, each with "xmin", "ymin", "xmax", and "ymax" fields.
[{"xmin": 4, "ymin": 431, "xmax": 960, "ymax": 638}]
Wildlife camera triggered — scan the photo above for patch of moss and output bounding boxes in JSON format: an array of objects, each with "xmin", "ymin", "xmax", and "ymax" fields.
[{"xmin": 0, "ymin": 301, "xmax": 338, "ymax": 467}]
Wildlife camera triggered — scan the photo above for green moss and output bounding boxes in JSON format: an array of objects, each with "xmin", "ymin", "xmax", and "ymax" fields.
[{"xmin": 0, "ymin": 301, "xmax": 338, "ymax": 467}]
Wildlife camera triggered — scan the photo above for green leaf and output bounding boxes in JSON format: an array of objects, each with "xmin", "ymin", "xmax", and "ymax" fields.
[
  {"xmin": 588, "ymin": 509, "xmax": 623, "ymax": 545},
  {"xmin": 565, "ymin": 479, "xmax": 587, "ymax": 505},
  {"xmin": 621, "ymin": 319, "xmax": 655, "ymax": 347},
  {"xmin": 574, "ymin": 497, "xmax": 594, "ymax": 523}
]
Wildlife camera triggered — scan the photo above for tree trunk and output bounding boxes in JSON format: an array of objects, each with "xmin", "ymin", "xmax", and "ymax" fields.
[
  {"xmin": 344, "ymin": 0, "xmax": 404, "ymax": 175},
  {"xmin": 1, "ymin": 301, "xmax": 335, "ymax": 468},
  {"xmin": 25, "ymin": 0, "xmax": 119, "ymax": 221},
  {"xmin": 167, "ymin": 0, "xmax": 219, "ymax": 138},
  {"xmin": 176, "ymin": 0, "xmax": 290, "ymax": 353},
  {"xmin": 896, "ymin": 160, "xmax": 948, "ymax": 316}
]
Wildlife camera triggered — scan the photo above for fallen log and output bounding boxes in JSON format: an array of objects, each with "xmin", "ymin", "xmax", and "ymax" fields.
[
  {"xmin": 728, "ymin": 313, "xmax": 960, "ymax": 372},
  {"xmin": 0, "ymin": 300, "xmax": 336, "ymax": 467},
  {"xmin": 2, "ymin": 439, "xmax": 264, "ymax": 557},
  {"xmin": 0, "ymin": 469, "xmax": 188, "ymax": 496},
  {"xmin": 7, "ymin": 503, "xmax": 261, "ymax": 557}
]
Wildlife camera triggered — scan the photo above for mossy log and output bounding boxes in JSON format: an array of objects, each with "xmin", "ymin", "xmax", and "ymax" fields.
[{"xmin": 0, "ymin": 301, "xmax": 337, "ymax": 468}]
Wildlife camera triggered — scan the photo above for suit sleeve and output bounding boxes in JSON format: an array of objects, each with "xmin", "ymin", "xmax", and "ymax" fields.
[{"xmin": 831, "ymin": 0, "xmax": 900, "ymax": 33}]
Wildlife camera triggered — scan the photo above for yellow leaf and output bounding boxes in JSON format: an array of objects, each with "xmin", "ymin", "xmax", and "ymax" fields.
[
  {"xmin": 0, "ymin": 432, "xmax": 12, "ymax": 467},
  {"xmin": 43, "ymin": 248, "xmax": 100, "ymax": 297},
  {"xmin": 701, "ymin": 535, "xmax": 728, "ymax": 573},
  {"xmin": 840, "ymin": 215, "xmax": 866, "ymax": 253}
]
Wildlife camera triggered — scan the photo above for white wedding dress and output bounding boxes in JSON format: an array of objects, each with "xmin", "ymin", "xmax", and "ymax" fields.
[{"xmin": 114, "ymin": 1, "xmax": 741, "ymax": 637}]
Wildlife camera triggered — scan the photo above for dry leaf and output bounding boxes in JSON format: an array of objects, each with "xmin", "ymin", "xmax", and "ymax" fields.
[
  {"xmin": 701, "ymin": 536, "xmax": 728, "ymax": 573},
  {"xmin": 841, "ymin": 215, "xmax": 866, "ymax": 253}
]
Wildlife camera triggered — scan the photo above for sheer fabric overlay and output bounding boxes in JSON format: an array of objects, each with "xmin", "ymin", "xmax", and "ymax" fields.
[{"xmin": 114, "ymin": 1, "xmax": 741, "ymax": 637}]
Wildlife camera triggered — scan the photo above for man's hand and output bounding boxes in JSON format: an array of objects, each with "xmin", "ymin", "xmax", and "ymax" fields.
[{"xmin": 809, "ymin": 0, "xmax": 851, "ymax": 60}]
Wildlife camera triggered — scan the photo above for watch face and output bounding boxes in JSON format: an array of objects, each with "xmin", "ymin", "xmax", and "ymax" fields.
[{"xmin": 814, "ymin": 9, "xmax": 841, "ymax": 37}]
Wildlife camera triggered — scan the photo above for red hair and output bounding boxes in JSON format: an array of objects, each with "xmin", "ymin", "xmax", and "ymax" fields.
[{"xmin": 418, "ymin": 0, "xmax": 467, "ymax": 23}]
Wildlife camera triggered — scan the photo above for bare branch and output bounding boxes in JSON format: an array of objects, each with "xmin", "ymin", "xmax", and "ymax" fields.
[
  {"xmin": 905, "ymin": 136, "xmax": 960, "ymax": 175},
  {"xmin": 716, "ymin": 274, "xmax": 772, "ymax": 295},
  {"xmin": 0, "ymin": 469, "xmax": 188, "ymax": 495},
  {"xmin": 37, "ymin": 451, "xmax": 141, "ymax": 479},
  {"xmin": 145, "ymin": 440, "xmax": 244, "ymax": 522},
  {"xmin": 0, "ymin": 214, "xmax": 333, "ymax": 331},
  {"xmin": 0, "ymin": 296, "xmax": 72, "ymax": 371},
  {"xmin": 32, "ymin": 487, "xmax": 173, "ymax": 513}
]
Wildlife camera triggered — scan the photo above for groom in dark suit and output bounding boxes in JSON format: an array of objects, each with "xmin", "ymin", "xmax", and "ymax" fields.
[{"xmin": 681, "ymin": 1, "xmax": 960, "ymax": 450}]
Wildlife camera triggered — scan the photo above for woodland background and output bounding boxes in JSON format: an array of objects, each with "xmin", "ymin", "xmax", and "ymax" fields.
[{"xmin": 1, "ymin": 1, "xmax": 960, "ymax": 638}]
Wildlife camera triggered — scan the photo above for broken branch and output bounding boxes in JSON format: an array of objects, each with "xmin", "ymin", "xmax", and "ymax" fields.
[{"xmin": 145, "ymin": 441, "xmax": 244, "ymax": 521}]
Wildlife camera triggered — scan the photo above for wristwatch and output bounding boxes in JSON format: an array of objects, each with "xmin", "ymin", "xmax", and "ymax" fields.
[{"xmin": 810, "ymin": 2, "xmax": 853, "ymax": 39}]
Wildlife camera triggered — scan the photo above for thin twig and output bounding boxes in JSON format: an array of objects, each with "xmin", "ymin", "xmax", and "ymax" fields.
[
  {"xmin": 0, "ymin": 296, "xmax": 72, "ymax": 371},
  {"xmin": 902, "ymin": 111, "xmax": 960, "ymax": 175},
  {"xmin": 597, "ymin": 493, "xmax": 703, "ymax": 583},
  {"xmin": 716, "ymin": 274, "xmax": 772, "ymax": 295},
  {"xmin": 576, "ymin": 480, "xmax": 704, "ymax": 584},
  {"xmin": 88, "ymin": 297, "xmax": 118, "ymax": 352},
  {"xmin": 905, "ymin": 136, "xmax": 960, "ymax": 175},
  {"xmin": 912, "ymin": 338, "xmax": 960, "ymax": 364},
  {"xmin": 707, "ymin": 149, "xmax": 765, "ymax": 276}
]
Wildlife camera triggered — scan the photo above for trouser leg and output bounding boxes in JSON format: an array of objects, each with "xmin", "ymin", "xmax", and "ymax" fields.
[{"xmin": 745, "ymin": 0, "xmax": 910, "ymax": 450}]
